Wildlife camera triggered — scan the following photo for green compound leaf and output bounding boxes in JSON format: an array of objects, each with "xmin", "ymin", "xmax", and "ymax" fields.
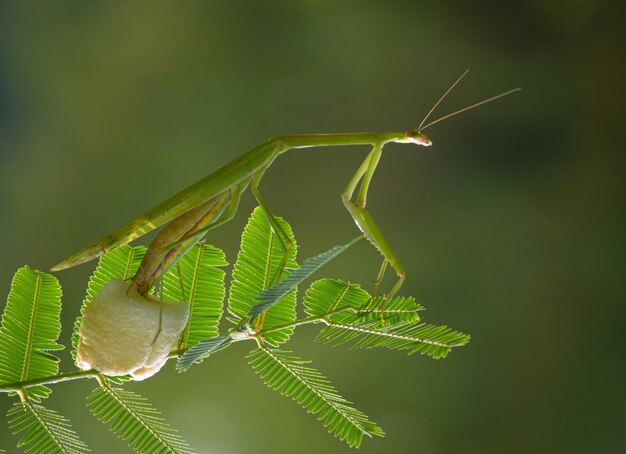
[
  {"xmin": 318, "ymin": 321, "xmax": 470, "ymax": 359},
  {"xmin": 228, "ymin": 207, "xmax": 298, "ymax": 346},
  {"xmin": 354, "ymin": 295, "xmax": 423, "ymax": 327},
  {"xmin": 304, "ymin": 279, "xmax": 467, "ymax": 358},
  {"xmin": 249, "ymin": 237, "xmax": 360, "ymax": 318},
  {"xmin": 304, "ymin": 279, "xmax": 371, "ymax": 317},
  {"xmin": 304, "ymin": 278, "xmax": 422, "ymax": 326},
  {"xmin": 0, "ymin": 267, "xmax": 63, "ymax": 402},
  {"xmin": 72, "ymin": 245, "xmax": 146, "ymax": 359},
  {"xmin": 176, "ymin": 336, "xmax": 232, "ymax": 372},
  {"xmin": 248, "ymin": 347, "xmax": 384, "ymax": 448},
  {"xmin": 162, "ymin": 242, "xmax": 228, "ymax": 350},
  {"xmin": 87, "ymin": 376, "xmax": 195, "ymax": 454},
  {"xmin": 8, "ymin": 399, "xmax": 89, "ymax": 453}
]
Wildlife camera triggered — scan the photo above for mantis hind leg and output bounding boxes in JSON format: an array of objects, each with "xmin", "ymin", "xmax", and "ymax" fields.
[{"xmin": 342, "ymin": 143, "xmax": 406, "ymax": 302}]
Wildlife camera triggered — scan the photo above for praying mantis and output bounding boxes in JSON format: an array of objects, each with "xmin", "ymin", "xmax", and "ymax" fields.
[{"xmin": 52, "ymin": 71, "xmax": 520, "ymax": 307}]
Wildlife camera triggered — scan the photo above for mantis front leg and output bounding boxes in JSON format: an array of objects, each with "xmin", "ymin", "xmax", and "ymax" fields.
[{"xmin": 342, "ymin": 143, "xmax": 405, "ymax": 301}]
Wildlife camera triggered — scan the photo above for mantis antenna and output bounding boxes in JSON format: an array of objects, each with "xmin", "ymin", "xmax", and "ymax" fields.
[
  {"xmin": 418, "ymin": 69, "xmax": 470, "ymax": 130},
  {"xmin": 420, "ymin": 84, "xmax": 522, "ymax": 131}
]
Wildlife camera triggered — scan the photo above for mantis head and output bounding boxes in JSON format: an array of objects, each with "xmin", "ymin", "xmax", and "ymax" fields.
[
  {"xmin": 404, "ymin": 129, "xmax": 432, "ymax": 147},
  {"xmin": 399, "ymin": 73, "xmax": 520, "ymax": 148}
]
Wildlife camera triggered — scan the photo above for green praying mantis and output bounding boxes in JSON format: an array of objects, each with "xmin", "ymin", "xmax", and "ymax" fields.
[{"xmin": 52, "ymin": 71, "xmax": 520, "ymax": 309}]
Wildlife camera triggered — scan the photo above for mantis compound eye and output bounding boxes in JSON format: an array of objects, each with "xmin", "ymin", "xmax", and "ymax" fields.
[{"xmin": 76, "ymin": 279, "xmax": 189, "ymax": 381}]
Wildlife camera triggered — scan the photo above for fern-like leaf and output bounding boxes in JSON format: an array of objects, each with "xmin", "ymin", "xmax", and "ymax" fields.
[
  {"xmin": 249, "ymin": 237, "xmax": 360, "ymax": 318},
  {"xmin": 304, "ymin": 278, "xmax": 422, "ymax": 326},
  {"xmin": 162, "ymin": 242, "xmax": 227, "ymax": 350},
  {"xmin": 228, "ymin": 207, "xmax": 298, "ymax": 346},
  {"xmin": 0, "ymin": 267, "xmax": 63, "ymax": 401},
  {"xmin": 176, "ymin": 336, "xmax": 232, "ymax": 372},
  {"xmin": 72, "ymin": 245, "xmax": 146, "ymax": 358},
  {"xmin": 342, "ymin": 296, "xmax": 422, "ymax": 328},
  {"xmin": 318, "ymin": 321, "xmax": 470, "ymax": 359},
  {"xmin": 8, "ymin": 399, "xmax": 89, "ymax": 453},
  {"xmin": 87, "ymin": 376, "xmax": 195, "ymax": 453},
  {"xmin": 247, "ymin": 347, "xmax": 384, "ymax": 448},
  {"xmin": 303, "ymin": 279, "xmax": 461, "ymax": 357}
]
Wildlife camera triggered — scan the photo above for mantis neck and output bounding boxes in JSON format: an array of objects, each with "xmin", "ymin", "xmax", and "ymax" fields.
[{"xmin": 276, "ymin": 131, "xmax": 407, "ymax": 151}]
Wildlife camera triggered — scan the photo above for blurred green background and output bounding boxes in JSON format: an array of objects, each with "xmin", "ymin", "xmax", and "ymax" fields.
[{"xmin": 0, "ymin": 1, "xmax": 623, "ymax": 453}]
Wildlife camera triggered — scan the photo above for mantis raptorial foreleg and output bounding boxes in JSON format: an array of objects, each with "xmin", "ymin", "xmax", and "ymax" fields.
[
  {"xmin": 134, "ymin": 182, "xmax": 246, "ymax": 344},
  {"xmin": 133, "ymin": 181, "xmax": 247, "ymax": 295},
  {"xmin": 132, "ymin": 193, "xmax": 228, "ymax": 295},
  {"xmin": 342, "ymin": 143, "xmax": 406, "ymax": 301}
]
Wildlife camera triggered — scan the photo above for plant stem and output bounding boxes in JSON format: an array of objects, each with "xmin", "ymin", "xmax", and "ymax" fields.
[
  {"xmin": 256, "ymin": 314, "xmax": 327, "ymax": 335},
  {"xmin": 0, "ymin": 370, "xmax": 99, "ymax": 393},
  {"xmin": 255, "ymin": 306, "xmax": 358, "ymax": 336}
]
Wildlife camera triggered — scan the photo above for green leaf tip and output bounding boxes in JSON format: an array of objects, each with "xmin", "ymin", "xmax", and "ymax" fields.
[
  {"xmin": 88, "ymin": 377, "xmax": 195, "ymax": 453},
  {"xmin": 319, "ymin": 321, "xmax": 470, "ymax": 359},
  {"xmin": 8, "ymin": 399, "xmax": 89, "ymax": 453},
  {"xmin": 0, "ymin": 266, "xmax": 64, "ymax": 402},
  {"xmin": 248, "ymin": 347, "xmax": 384, "ymax": 448}
]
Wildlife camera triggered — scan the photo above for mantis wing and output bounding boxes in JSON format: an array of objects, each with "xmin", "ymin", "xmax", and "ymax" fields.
[{"xmin": 52, "ymin": 143, "xmax": 278, "ymax": 271}]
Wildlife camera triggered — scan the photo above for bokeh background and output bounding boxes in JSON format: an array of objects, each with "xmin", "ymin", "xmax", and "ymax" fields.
[{"xmin": 0, "ymin": 1, "xmax": 623, "ymax": 453}]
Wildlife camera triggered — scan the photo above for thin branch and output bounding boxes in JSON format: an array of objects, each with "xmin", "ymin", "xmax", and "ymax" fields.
[
  {"xmin": 0, "ymin": 370, "xmax": 99, "ymax": 393},
  {"xmin": 255, "ymin": 306, "xmax": 359, "ymax": 336}
]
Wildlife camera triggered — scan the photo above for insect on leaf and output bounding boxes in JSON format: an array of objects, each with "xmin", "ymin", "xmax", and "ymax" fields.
[
  {"xmin": 8, "ymin": 399, "xmax": 89, "ymax": 453},
  {"xmin": 248, "ymin": 347, "xmax": 384, "ymax": 448},
  {"xmin": 228, "ymin": 207, "xmax": 298, "ymax": 346},
  {"xmin": 162, "ymin": 243, "xmax": 228, "ymax": 351},
  {"xmin": 0, "ymin": 267, "xmax": 63, "ymax": 402}
]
